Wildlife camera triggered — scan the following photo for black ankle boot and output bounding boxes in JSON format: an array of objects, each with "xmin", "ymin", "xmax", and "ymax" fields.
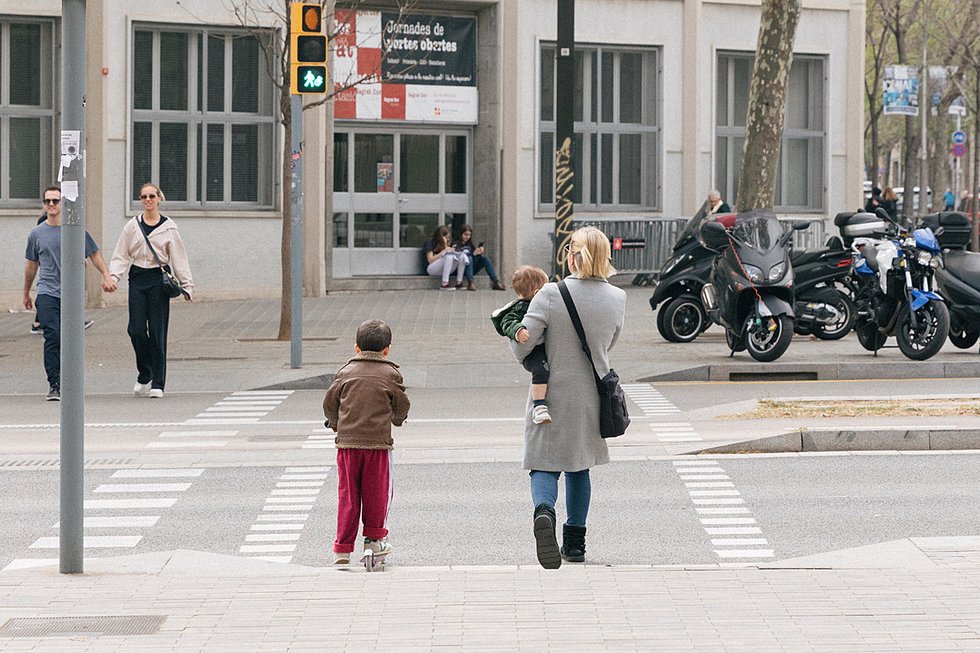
[
  {"xmin": 560, "ymin": 524, "xmax": 587, "ymax": 562},
  {"xmin": 532, "ymin": 504, "xmax": 561, "ymax": 569}
]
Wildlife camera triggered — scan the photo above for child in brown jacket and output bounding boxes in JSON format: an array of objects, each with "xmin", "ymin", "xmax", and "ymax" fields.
[{"xmin": 323, "ymin": 319, "xmax": 410, "ymax": 565}]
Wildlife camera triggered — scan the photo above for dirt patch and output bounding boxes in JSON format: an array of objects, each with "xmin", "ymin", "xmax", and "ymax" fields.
[{"xmin": 728, "ymin": 398, "xmax": 980, "ymax": 419}]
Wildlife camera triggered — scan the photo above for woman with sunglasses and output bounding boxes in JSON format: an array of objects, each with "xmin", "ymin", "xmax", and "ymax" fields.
[
  {"xmin": 108, "ymin": 182, "xmax": 194, "ymax": 399},
  {"xmin": 509, "ymin": 226, "xmax": 626, "ymax": 568}
]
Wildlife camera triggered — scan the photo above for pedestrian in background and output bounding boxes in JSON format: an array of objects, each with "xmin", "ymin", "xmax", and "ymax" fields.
[
  {"xmin": 510, "ymin": 226, "xmax": 627, "ymax": 568},
  {"xmin": 865, "ymin": 186, "xmax": 882, "ymax": 213},
  {"xmin": 323, "ymin": 319, "xmax": 410, "ymax": 566},
  {"xmin": 707, "ymin": 190, "xmax": 730, "ymax": 214},
  {"xmin": 109, "ymin": 183, "xmax": 193, "ymax": 399},
  {"xmin": 881, "ymin": 186, "xmax": 899, "ymax": 221},
  {"xmin": 944, "ymin": 188, "xmax": 956, "ymax": 211},
  {"xmin": 23, "ymin": 186, "xmax": 116, "ymax": 400},
  {"xmin": 455, "ymin": 225, "xmax": 506, "ymax": 291},
  {"xmin": 423, "ymin": 225, "xmax": 468, "ymax": 289}
]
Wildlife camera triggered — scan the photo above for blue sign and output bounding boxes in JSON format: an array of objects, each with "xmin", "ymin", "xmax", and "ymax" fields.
[{"xmin": 952, "ymin": 130, "xmax": 967, "ymax": 145}]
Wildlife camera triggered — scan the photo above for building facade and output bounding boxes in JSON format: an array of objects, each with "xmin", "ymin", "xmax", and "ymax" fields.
[{"xmin": 0, "ymin": 0, "xmax": 865, "ymax": 307}]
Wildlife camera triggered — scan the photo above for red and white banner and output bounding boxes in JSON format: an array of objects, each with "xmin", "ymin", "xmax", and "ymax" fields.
[{"xmin": 333, "ymin": 10, "xmax": 478, "ymax": 124}]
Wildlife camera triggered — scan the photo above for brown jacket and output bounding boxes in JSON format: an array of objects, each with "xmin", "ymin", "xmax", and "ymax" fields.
[{"xmin": 323, "ymin": 352, "xmax": 410, "ymax": 450}]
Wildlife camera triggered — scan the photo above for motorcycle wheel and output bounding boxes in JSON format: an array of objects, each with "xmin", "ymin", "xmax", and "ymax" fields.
[
  {"xmin": 726, "ymin": 328, "xmax": 746, "ymax": 353},
  {"xmin": 655, "ymin": 303, "xmax": 676, "ymax": 342},
  {"xmin": 745, "ymin": 315, "xmax": 793, "ymax": 362},
  {"xmin": 855, "ymin": 318, "xmax": 887, "ymax": 352},
  {"xmin": 896, "ymin": 301, "xmax": 950, "ymax": 361},
  {"xmin": 813, "ymin": 291, "xmax": 857, "ymax": 341},
  {"xmin": 948, "ymin": 324, "xmax": 980, "ymax": 349},
  {"xmin": 660, "ymin": 294, "xmax": 706, "ymax": 343}
]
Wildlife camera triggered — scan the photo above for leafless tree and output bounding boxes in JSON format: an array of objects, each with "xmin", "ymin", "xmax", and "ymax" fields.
[{"xmin": 734, "ymin": 0, "xmax": 801, "ymax": 212}]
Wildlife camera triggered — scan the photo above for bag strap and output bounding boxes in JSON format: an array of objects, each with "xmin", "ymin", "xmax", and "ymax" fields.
[
  {"xmin": 557, "ymin": 280, "xmax": 603, "ymax": 390},
  {"xmin": 137, "ymin": 214, "xmax": 167, "ymax": 270}
]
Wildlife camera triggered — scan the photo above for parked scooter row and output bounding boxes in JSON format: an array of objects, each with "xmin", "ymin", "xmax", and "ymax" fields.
[
  {"xmin": 650, "ymin": 203, "xmax": 978, "ymax": 363},
  {"xmin": 649, "ymin": 205, "xmax": 854, "ymax": 362}
]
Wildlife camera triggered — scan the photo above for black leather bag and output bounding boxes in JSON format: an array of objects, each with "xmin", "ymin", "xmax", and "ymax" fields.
[
  {"xmin": 558, "ymin": 281, "xmax": 630, "ymax": 438},
  {"xmin": 137, "ymin": 216, "xmax": 188, "ymax": 300}
]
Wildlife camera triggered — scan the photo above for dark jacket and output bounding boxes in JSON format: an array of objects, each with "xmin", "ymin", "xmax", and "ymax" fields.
[
  {"xmin": 323, "ymin": 351, "xmax": 410, "ymax": 450},
  {"xmin": 491, "ymin": 298, "xmax": 531, "ymax": 340}
]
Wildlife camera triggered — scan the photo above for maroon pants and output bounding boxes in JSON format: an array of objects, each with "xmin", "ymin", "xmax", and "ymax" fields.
[{"xmin": 334, "ymin": 448, "xmax": 391, "ymax": 553}]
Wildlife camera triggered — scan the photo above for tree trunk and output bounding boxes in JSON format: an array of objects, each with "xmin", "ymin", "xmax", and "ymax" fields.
[{"xmin": 734, "ymin": 0, "xmax": 801, "ymax": 212}]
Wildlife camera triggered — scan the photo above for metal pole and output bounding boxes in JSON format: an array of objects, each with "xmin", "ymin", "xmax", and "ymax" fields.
[
  {"xmin": 290, "ymin": 94, "xmax": 303, "ymax": 369},
  {"xmin": 955, "ymin": 112, "xmax": 962, "ymax": 198},
  {"xmin": 552, "ymin": 0, "xmax": 575, "ymax": 279},
  {"xmin": 919, "ymin": 44, "xmax": 928, "ymax": 217},
  {"xmin": 60, "ymin": 0, "xmax": 86, "ymax": 575}
]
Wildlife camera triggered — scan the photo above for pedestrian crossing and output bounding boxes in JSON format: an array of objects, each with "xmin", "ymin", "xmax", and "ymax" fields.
[
  {"xmin": 241, "ymin": 467, "xmax": 332, "ymax": 564},
  {"xmin": 622, "ymin": 384, "xmax": 680, "ymax": 416},
  {"xmin": 303, "ymin": 425, "xmax": 333, "ymax": 449},
  {"xmin": 672, "ymin": 459, "xmax": 774, "ymax": 564},
  {"xmin": 4, "ymin": 468, "xmax": 204, "ymax": 571},
  {"xmin": 185, "ymin": 390, "xmax": 294, "ymax": 426}
]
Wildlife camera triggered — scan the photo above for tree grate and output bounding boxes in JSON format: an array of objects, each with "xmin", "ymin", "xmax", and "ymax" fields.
[{"xmin": 0, "ymin": 615, "xmax": 166, "ymax": 638}]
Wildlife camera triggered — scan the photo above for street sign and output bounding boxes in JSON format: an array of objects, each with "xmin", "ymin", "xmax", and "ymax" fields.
[
  {"xmin": 952, "ymin": 130, "xmax": 967, "ymax": 145},
  {"xmin": 951, "ymin": 143, "xmax": 967, "ymax": 158}
]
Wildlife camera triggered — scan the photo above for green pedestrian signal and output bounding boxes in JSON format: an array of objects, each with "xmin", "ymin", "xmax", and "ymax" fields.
[{"xmin": 297, "ymin": 65, "xmax": 327, "ymax": 93}]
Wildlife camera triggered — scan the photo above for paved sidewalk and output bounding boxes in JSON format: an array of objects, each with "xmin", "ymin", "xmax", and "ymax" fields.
[{"xmin": 1, "ymin": 539, "xmax": 979, "ymax": 651}]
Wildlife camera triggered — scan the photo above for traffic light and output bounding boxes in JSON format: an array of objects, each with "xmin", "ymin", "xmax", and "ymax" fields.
[{"xmin": 290, "ymin": 3, "xmax": 327, "ymax": 94}]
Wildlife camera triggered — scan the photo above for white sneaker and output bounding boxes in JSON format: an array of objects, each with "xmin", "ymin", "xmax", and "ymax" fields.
[
  {"xmin": 334, "ymin": 552, "xmax": 350, "ymax": 565},
  {"xmin": 532, "ymin": 404, "xmax": 552, "ymax": 424},
  {"xmin": 363, "ymin": 538, "xmax": 392, "ymax": 556},
  {"xmin": 134, "ymin": 382, "xmax": 152, "ymax": 397},
  {"xmin": 149, "ymin": 388, "xmax": 164, "ymax": 399}
]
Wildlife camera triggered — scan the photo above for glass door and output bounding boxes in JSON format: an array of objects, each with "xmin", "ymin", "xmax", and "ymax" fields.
[{"xmin": 333, "ymin": 127, "xmax": 470, "ymax": 276}]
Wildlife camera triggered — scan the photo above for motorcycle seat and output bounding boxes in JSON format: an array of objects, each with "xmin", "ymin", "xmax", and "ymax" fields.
[
  {"xmin": 942, "ymin": 251, "xmax": 980, "ymax": 289},
  {"xmin": 790, "ymin": 248, "xmax": 830, "ymax": 267}
]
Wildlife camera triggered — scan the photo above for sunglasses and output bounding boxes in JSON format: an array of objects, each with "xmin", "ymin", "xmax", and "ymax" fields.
[
  {"xmin": 140, "ymin": 193, "xmax": 158, "ymax": 200},
  {"xmin": 43, "ymin": 198, "xmax": 61, "ymax": 205}
]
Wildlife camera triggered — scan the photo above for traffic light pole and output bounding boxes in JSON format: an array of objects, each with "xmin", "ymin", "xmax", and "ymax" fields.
[
  {"xmin": 290, "ymin": 94, "xmax": 303, "ymax": 369},
  {"xmin": 552, "ymin": 0, "xmax": 575, "ymax": 279},
  {"xmin": 60, "ymin": 0, "xmax": 86, "ymax": 574}
]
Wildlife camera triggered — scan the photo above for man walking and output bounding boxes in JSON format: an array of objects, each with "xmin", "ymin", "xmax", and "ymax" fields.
[{"xmin": 23, "ymin": 186, "xmax": 116, "ymax": 400}]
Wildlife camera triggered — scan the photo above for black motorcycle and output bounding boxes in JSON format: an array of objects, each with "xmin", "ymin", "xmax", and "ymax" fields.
[
  {"xmin": 699, "ymin": 210, "xmax": 808, "ymax": 362},
  {"xmin": 649, "ymin": 203, "xmax": 726, "ymax": 342},
  {"xmin": 918, "ymin": 212, "xmax": 978, "ymax": 349},
  {"xmin": 651, "ymin": 209, "xmax": 854, "ymax": 343}
]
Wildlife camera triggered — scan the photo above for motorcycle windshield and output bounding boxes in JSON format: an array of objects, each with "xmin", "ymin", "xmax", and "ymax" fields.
[
  {"xmin": 677, "ymin": 201, "xmax": 710, "ymax": 246},
  {"xmin": 730, "ymin": 213, "xmax": 785, "ymax": 254}
]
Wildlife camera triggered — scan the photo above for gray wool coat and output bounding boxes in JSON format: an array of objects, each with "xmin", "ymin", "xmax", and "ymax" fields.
[{"xmin": 510, "ymin": 276, "xmax": 627, "ymax": 472}]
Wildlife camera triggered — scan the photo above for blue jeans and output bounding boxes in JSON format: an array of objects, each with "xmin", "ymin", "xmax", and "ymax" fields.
[
  {"xmin": 530, "ymin": 469, "xmax": 591, "ymax": 527},
  {"xmin": 35, "ymin": 293, "xmax": 60, "ymax": 388},
  {"xmin": 465, "ymin": 254, "xmax": 499, "ymax": 283}
]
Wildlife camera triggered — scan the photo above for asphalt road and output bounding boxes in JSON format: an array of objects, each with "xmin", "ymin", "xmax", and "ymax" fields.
[
  {"xmin": 3, "ymin": 455, "xmax": 979, "ymax": 569},
  {"xmin": 1, "ymin": 384, "xmax": 979, "ymax": 571}
]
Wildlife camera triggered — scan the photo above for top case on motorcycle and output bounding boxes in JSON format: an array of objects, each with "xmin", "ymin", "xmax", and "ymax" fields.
[
  {"xmin": 919, "ymin": 212, "xmax": 971, "ymax": 250},
  {"xmin": 837, "ymin": 212, "xmax": 888, "ymax": 247}
]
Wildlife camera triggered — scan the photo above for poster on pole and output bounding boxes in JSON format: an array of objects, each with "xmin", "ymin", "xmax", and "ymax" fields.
[
  {"xmin": 882, "ymin": 65, "xmax": 919, "ymax": 116},
  {"xmin": 333, "ymin": 10, "xmax": 478, "ymax": 124}
]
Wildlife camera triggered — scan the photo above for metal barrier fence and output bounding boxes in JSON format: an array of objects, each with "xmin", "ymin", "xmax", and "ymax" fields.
[{"xmin": 569, "ymin": 216, "xmax": 829, "ymax": 283}]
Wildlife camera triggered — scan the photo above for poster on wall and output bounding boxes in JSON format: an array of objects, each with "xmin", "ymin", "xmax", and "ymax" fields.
[
  {"xmin": 882, "ymin": 65, "xmax": 919, "ymax": 116},
  {"xmin": 376, "ymin": 162, "xmax": 393, "ymax": 192},
  {"xmin": 333, "ymin": 10, "xmax": 478, "ymax": 124}
]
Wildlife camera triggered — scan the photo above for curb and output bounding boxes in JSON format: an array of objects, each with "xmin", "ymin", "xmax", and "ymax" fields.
[
  {"xmin": 698, "ymin": 427, "xmax": 980, "ymax": 454},
  {"xmin": 640, "ymin": 360, "xmax": 980, "ymax": 383}
]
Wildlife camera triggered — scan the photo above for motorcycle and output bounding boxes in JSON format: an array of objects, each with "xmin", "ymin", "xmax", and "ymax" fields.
[
  {"xmin": 840, "ymin": 208, "xmax": 949, "ymax": 360},
  {"xmin": 918, "ymin": 211, "xmax": 978, "ymax": 349},
  {"xmin": 699, "ymin": 209, "xmax": 808, "ymax": 362},
  {"xmin": 651, "ymin": 208, "xmax": 854, "ymax": 343},
  {"xmin": 649, "ymin": 203, "xmax": 734, "ymax": 343}
]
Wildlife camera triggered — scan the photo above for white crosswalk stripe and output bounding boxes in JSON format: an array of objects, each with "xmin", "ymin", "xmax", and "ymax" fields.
[{"xmin": 673, "ymin": 460, "xmax": 774, "ymax": 563}]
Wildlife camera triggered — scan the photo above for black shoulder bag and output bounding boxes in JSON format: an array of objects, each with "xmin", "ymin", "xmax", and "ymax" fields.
[
  {"xmin": 557, "ymin": 280, "xmax": 629, "ymax": 438},
  {"xmin": 138, "ymin": 216, "xmax": 188, "ymax": 299}
]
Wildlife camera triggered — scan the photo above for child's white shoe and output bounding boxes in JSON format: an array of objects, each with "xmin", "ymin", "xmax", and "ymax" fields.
[
  {"xmin": 363, "ymin": 538, "xmax": 392, "ymax": 556},
  {"xmin": 334, "ymin": 552, "xmax": 350, "ymax": 565},
  {"xmin": 532, "ymin": 404, "xmax": 552, "ymax": 424}
]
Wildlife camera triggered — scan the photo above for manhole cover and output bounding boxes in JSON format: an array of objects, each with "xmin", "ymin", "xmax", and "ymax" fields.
[{"xmin": 0, "ymin": 615, "xmax": 166, "ymax": 638}]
